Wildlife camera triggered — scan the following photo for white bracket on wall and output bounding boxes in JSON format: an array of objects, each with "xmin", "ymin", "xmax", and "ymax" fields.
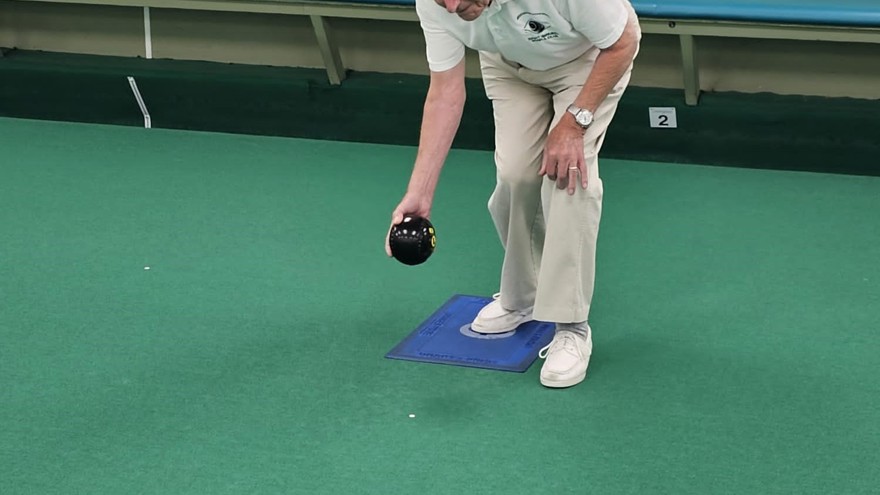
[
  {"xmin": 144, "ymin": 6, "xmax": 153, "ymax": 59},
  {"xmin": 310, "ymin": 15, "xmax": 346, "ymax": 85}
]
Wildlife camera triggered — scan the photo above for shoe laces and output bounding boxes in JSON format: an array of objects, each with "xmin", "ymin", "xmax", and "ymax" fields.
[
  {"xmin": 489, "ymin": 293, "xmax": 530, "ymax": 316},
  {"xmin": 539, "ymin": 331, "xmax": 580, "ymax": 359}
]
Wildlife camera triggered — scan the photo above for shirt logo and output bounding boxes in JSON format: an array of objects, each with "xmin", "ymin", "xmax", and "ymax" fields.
[
  {"xmin": 526, "ymin": 20, "xmax": 546, "ymax": 33},
  {"xmin": 517, "ymin": 12, "xmax": 558, "ymax": 42}
]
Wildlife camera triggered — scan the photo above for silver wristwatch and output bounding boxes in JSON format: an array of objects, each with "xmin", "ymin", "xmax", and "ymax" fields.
[{"xmin": 566, "ymin": 104, "xmax": 594, "ymax": 129}]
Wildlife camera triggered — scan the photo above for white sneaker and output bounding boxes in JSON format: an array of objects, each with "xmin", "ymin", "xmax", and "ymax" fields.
[
  {"xmin": 539, "ymin": 327, "xmax": 592, "ymax": 388},
  {"xmin": 470, "ymin": 293, "xmax": 534, "ymax": 334}
]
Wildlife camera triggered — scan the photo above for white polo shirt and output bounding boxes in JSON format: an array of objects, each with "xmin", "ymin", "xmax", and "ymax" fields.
[{"xmin": 415, "ymin": 0, "xmax": 631, "ymax": 72}]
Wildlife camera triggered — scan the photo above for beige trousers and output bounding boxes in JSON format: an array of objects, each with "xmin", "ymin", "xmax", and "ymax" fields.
[{"xmin": 478, "ymin": 48, "xmax": 634, "ymax": 324}]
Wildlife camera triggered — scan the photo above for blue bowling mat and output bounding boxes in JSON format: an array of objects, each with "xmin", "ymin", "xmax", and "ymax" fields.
[{"xmin": 385, "ymin": 294, "xmax": 555, "ymax": 372}]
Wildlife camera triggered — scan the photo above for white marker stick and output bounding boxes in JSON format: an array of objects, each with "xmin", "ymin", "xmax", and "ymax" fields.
[{"xmin": 127, "ymin": 76, "xmax": 152, "ymax": 129}]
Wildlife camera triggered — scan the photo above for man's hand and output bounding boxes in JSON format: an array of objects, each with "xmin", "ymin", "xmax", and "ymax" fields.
[
  {"xmin": 538, "ymin": 116, "xmax": 588, "ymax": 195},
  {"xmin": 385, "ymin": 193, "xmax": 433, "ymax": 257}
]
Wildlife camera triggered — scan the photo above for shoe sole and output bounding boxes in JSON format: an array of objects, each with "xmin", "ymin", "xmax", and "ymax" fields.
[
  {"xmin": 470, "ymin": 309, "xmax": 534, "ymax": 335},
  {"xmin": 540, "ymin": 371, "xmax": 587, "ymax": 388}
]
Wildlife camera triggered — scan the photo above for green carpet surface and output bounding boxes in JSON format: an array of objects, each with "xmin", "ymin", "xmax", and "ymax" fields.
[{"xmin": 1, "ymin": 116, "xmax": 879, "ymax": 494}]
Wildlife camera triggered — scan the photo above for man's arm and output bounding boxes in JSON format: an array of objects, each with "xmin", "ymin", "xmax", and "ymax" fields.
[
  {"xmin": 405, "ymin": 59, "xmax": 467, "ymax": 207},
  {"xmin": 567, "ymin": 14, "xmax": 640, "ymax": 119},
  {"xmin": 386, "ymin": 59, "xmax": 466, "ymax": 256},
  {"xmin": 540, "ymin": 13, "xmax": 640, "ymax": 194}
]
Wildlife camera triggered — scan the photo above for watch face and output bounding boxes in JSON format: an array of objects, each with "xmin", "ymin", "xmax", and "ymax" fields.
[{"xmin": 576, "ymin": 111, "xmax": 593, "ymax": 127}]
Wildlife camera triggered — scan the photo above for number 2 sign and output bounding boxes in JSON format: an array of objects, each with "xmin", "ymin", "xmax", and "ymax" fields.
[{"xmin": 649, "ymin": 107, "xmax": 678, "ymax": 129}]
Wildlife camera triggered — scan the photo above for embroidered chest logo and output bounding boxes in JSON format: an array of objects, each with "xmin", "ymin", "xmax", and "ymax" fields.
[{"xmin": 517, "ymin": 12, "xmax": 558, "ymax": 42}]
